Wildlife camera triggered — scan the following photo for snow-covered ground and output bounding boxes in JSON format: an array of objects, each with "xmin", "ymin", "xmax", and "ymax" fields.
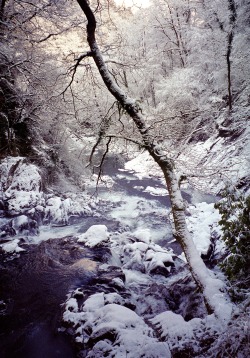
[{"xmin": 176, "ymin": 119, "xmax": 250, "ymax": 194}]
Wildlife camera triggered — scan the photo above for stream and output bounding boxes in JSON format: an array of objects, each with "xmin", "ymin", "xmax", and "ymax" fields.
[{"xmin": 0, "ymin": 156, "xmax": 217, "ymax": 357}]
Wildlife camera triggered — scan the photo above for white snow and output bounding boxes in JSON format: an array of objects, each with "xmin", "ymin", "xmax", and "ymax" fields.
[
  {"xmin": 0, "ymin": 239, "xmax": 25, "ymax": 253},
  {"xmin": 0, "ymin": 156, "xmax": 100, "ymax": 230},
  {"xmin": 176, "ymin": 125, "xmax": 250, "ymax": 193},
  {"xmin": 145, "ymin": 250, "xmax": 173, "ymax": 273},
  {"xmin": 123, "ymin": 269, "xmax": 150, "ymax": 285},
  {"xmin": 125, "ymin": 151, "xmax": 162, "ymax": 179},
  {"xmin": 44, "ymin": 193, "xmax": 96, "ymax": 225},
  {"xmin": 77, "ymin": 225, "xmax": 109, "ymax": 247},
  {"xmin": 144, "ymin": 185, "xmax": 168, "ymax": 196},
  {"xmin": 65, "ymin": 297, "xmax": 79, "ymax": 313},
  {"xmin": 0, "ymin": 157, "xmax": 44, "ymax": 214},
  {"xmin": 151, "ymin": 311, "xmax": 195, "ymax": 341},
  {"xmin": 63, "ymin": 292, "xmax": 171, "ymax": 358},
  {"xmin": 186, "ymin": 202, "xmax": 222, "ymax": 255},
  {"xmin": 11, "ymin": 215, "xmax": 29, "ymax": 231},
  {"xmin": 132, "ymin": 227, "xmax": 152, "ymax": 244},
  {"xmin": 110, "ymin": 229, "xmax": 174, "ymax": 275},
  {"xmin": 83, "ymin": 292, "xmax": 105, "ymax": 311}
]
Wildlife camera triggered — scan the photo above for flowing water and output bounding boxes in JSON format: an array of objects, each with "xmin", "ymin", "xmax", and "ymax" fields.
[
  {"xmin": 0, "ymin": 237, "xmax": 109, "ymax": 357},
  {"xmin": 0, "ymin": 155, "xmax": 217, "ymax": 357}
]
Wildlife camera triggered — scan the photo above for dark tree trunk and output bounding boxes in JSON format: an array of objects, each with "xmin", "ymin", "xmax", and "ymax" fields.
[{"xmin": 227, "ymin": 0, "xmax": 237, "ymax": 111}]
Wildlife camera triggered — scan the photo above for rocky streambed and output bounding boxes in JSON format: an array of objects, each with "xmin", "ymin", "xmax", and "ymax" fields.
[{"xmin": 0, "ymin": 155, "xmax": 222, "ymax": 357}]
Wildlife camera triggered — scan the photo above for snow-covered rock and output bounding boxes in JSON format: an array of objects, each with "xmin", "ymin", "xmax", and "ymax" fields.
[
  {"xmin": 0, "ymin": 238, "xmax": 25, "ymax": 253},
  {"xmin": 13, "ymin": 215, "xmax": 37, "ymax": 234},
  {"xmin": 63, "ymin": 293, "xmax": 171, "ymax": 358},
  {"xmin": 77, "ymin": 225, "xmax": 110, "ymax": 247},
  {"xmin": 118, "ymin": 233, "xmax": 175, "ymax": 276},
  {"xmin": 133, "ymin": 227, "xmax": 152, "ymax": 244},
  {"xmin": 44, "ymin": 193, "xmax": 95, "ymax": 225},
  {"xmin": 152, "ymin": 310, "xmax": 195, "ymax": 340},
  {"xmin": 145, "ymin": 250, "xmax": 174, "ymax": 275},
  {"xmin": 0, "ymin": 157, "xmax": 44, "ymax": 215}
]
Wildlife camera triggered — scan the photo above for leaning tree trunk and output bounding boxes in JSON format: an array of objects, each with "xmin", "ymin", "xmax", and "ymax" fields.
[
  {"xmin": 227, "ymin": 0, "xmax": 237, "ymax": 111},
  {"xmin": 75, "ymin": 0, "xmax": 232, "ymax": 320}
]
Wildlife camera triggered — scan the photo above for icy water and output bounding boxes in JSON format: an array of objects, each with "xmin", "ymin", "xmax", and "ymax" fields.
[
  {"xmin": 0, "ymin": 156, "xmax": 217, "ymax": 357},
  {"xmin": 0, "ymin": 238, "xmax": 103, "ymax": 357}
]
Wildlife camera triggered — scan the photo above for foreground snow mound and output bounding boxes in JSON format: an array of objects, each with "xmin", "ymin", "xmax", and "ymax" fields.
[
  {"xmin": 151, "ymin": 307, "xmax": 250, "ymax": 357},
  {"xmin": 151, "ymin": 311, "xmax": 198, "ymax": 349},
  {"xmin": 77, "ymin": 225, "xmax": 110, "ymax": 247},
  {"xmin": 151, "ymin": 310, "xmax": 216, "ymax": 355},
  {"xmin": 63, "ymin": 293, "xmax": 170, "ymax": 358}
]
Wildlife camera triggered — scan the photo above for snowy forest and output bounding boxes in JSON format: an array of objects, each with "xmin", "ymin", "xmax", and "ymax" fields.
[{"xmin": 0, "ymin": 0, "xmax": 249, "ymax": 357}]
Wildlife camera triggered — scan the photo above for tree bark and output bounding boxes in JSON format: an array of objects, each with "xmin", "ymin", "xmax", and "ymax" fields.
[
  {"xmin": 75, "ymin": 0, "xmax": 231, "ymax": 320},
  {"xmin": 227, "ymin": 0, "xmax": 237, "ymax": 111},
  {"xmin": 0, "ymin": 0, "xmax": 6, "ymax": 20}
]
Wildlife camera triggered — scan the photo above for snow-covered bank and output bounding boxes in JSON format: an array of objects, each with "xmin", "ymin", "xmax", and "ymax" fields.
[
  {"xmin": 124, "ymin": 118, "xmax": 250, "ymax": 195},
  {"xmin": 177, "ymin": 112, "xmax": 250, "ymax": 194},
  {"xmin": 0, "ymin": 157, "xmax": 99, "ymax": 241}
]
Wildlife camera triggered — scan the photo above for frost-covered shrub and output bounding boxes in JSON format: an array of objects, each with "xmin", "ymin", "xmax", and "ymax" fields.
[
  {"xmin": 215, "ymin": 187, "xmax": 250, "ymax": 297},
  {"xmin": 205, "ymin": 307, "xmax": 250, "ymax": 358}
]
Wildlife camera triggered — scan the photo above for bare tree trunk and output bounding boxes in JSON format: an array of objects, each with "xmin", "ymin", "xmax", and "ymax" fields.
[
  {"xmin": 75, "ymin": 0, "xmax": 231, "ymax": 320},
  {"xmin": 167, "ymin": 2, "xmax": 186, "ymax": 67},
  {"xmin": 0, "ymin": 0, "xmax": 6, "ymax": 20},
  {"xmin": 227, "ymin": 0, "xmax": 237, "ymax": 111},
  {"xmin": 227, "ymin": 32, "xmax": 233, "ymax": 111}
]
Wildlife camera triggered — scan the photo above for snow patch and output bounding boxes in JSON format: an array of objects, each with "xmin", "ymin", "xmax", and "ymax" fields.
[
  {"xmin": 63, "ymin": 292, "xmax": 170, "ymax": 358},
  {"xmin": 144, "ymin": 186, "xmax": 168, "ymax": 196},
  {"xmin": 77, "ymin": 225, "xmax": 109, "ymax": 247},
  {"xmin": 0, "ymin": 239, "xmax": 25, "ymax": 253},
  {"xmin": 186, "ymin": 202, "xmax": 222, "ymax": 255},
  {"xmin": 125, "ymin": 152, "xmax": 162, "ymax": 179}
]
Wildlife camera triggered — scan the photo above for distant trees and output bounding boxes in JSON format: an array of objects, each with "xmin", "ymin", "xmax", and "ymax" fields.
[
  {"xmin": 1, "ymin": 0, "xmax": 248, "ymax": 161},
  {"xmin": 0, "ymin": 0, "xmax": 59, "ymax": 157},
  {"xmin": 0, "ymin": 0, "xmax": 91, "ymax": 167}
]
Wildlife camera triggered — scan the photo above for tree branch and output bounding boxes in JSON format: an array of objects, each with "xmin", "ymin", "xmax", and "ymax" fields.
[
  {"xmin": 105, "ymin": 134, "xmax": 144, "ymax": 147},
  {"xmin": 61, "ymin": 51, "xmax": 93, "ymax": 95}
]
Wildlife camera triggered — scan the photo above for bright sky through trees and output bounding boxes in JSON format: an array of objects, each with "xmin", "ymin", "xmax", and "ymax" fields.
[{"xmin": 114, "ymin": 0, "xmax": 152, "ymax": 9}]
